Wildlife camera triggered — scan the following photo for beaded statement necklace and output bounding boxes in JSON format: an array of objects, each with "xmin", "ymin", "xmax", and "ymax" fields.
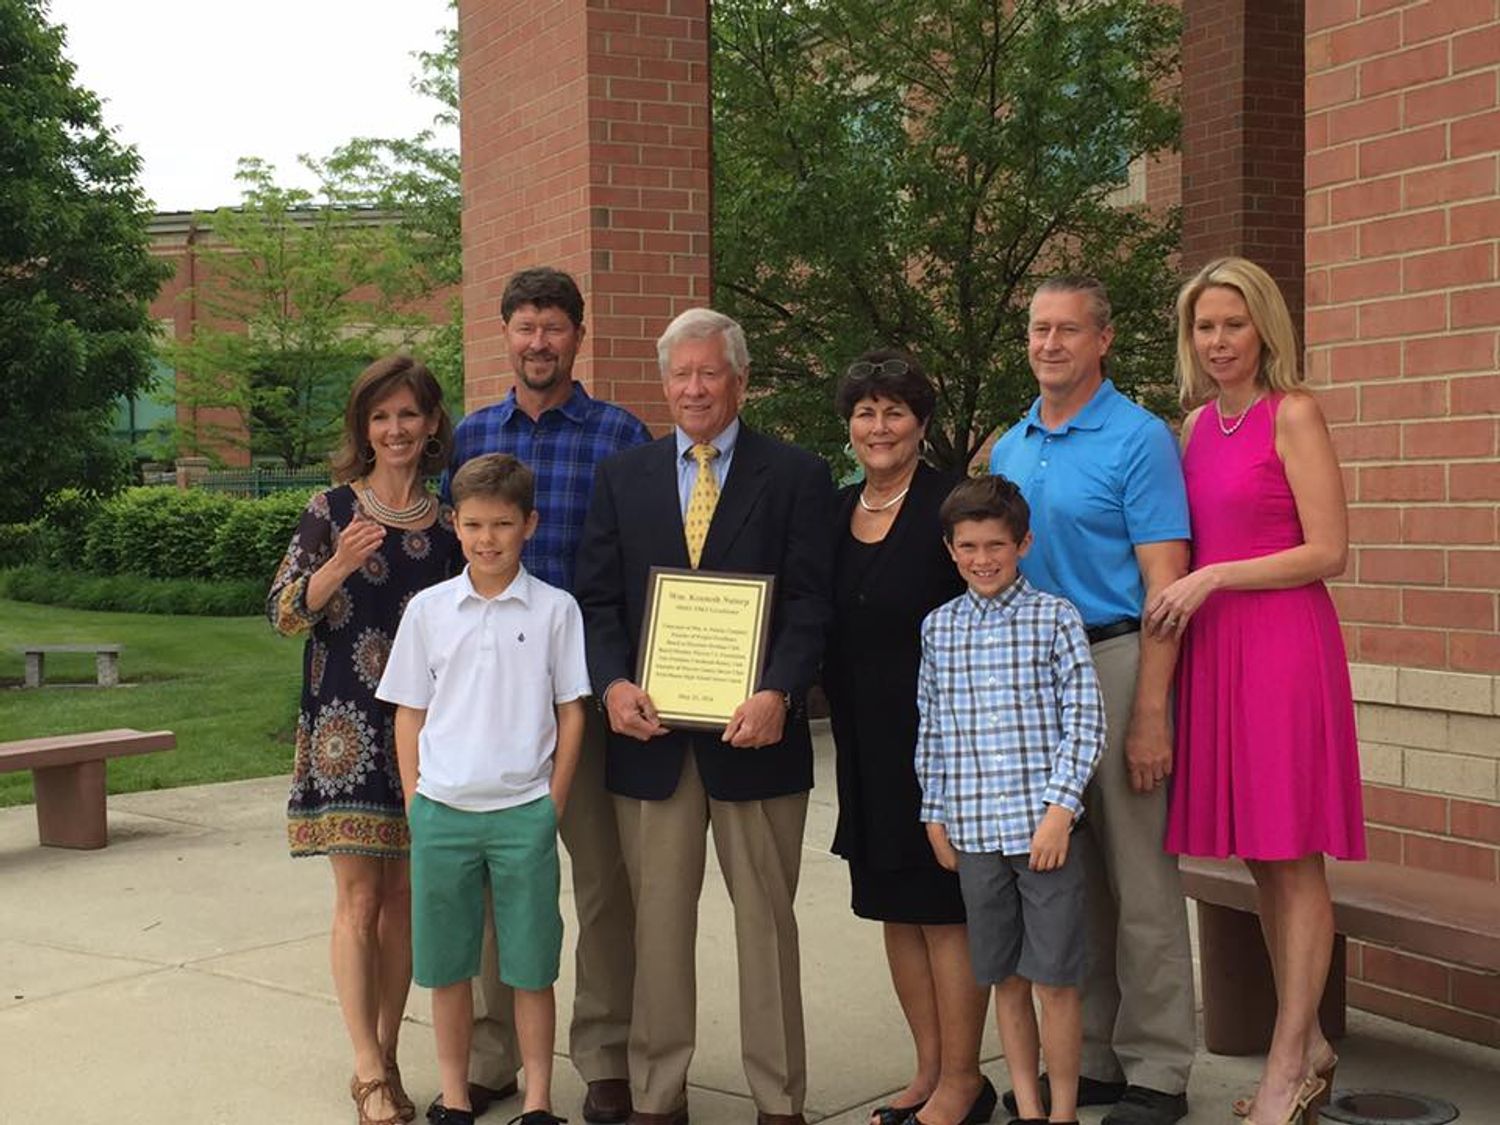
[
  {"xmin": 1215, "ymin": 394, "xmax": 1264, "ymax": 437},
  {"xmin": 358, "ymin": 482, "xmax": 435, "ymax": 525}
]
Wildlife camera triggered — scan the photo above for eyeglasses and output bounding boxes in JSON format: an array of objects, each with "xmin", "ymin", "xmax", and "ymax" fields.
[{"xmin": 846, "ymin": 359, "xmax": 910, "ymax": 379}]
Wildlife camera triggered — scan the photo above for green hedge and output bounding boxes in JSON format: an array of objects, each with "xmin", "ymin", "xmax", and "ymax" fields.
[
  {"xmin": 6, "ymin": 485, "xmax": 316, "ymax": 606},
  {"xmin": 0, "ymin": 565, "xmax": 266, "ymax": 616},
  {"xmin": 74, "ymin": 486, "xmax": 313, "ymax": 582}
]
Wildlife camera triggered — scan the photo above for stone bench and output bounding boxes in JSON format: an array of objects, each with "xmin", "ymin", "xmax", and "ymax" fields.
[
  {"xmin": 0, "ymin": 729, "xmax": 176, "ymax": 848},
  {"xmin": 18, "ymin": 643, "xmax": 123, "ymax": 688},
  {"xmin": 1180, "ymin": 855, "xmax": 1500, "ymax": 1055}
]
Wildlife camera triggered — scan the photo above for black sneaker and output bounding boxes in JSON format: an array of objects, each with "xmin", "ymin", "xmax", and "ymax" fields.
[
  {"xmin": 1001, "ymin": 1075, "xmax": 1127, "ymax": 1115},
  {"xmin": 1099, "ymin": 1086, "xmax": 1188, "ymax": 1125}
]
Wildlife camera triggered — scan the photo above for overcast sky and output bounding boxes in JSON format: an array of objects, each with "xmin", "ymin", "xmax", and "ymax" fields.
[{"xmin": 46, "ymin": 0, "xmax": 460, "ymax": 212}]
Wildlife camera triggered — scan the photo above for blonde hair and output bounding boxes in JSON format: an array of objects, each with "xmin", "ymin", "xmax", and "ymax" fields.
[{"xmin": 1175, "ymin": 257, "xmax": 1302, "ymax": 408}]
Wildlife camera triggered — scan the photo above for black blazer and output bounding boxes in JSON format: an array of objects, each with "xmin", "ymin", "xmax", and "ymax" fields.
[
  {"xmin": 575, "ymin": 424, "xmax": 836, "ymax": 801},
  {"xmin": 825, "ymin": 462, "xmax": 965, "ymax": 869}
]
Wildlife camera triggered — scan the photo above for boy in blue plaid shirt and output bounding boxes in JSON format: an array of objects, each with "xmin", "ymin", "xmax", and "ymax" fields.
[{"xmin": 916, "ymin": 475, "xmax": 1106, "ymax": 1125}]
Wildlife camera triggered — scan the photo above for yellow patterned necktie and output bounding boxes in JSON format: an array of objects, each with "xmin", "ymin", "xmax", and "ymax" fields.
[{"xmin": 684, "ymin": 442, "xmax": 720, "ymax": 568}]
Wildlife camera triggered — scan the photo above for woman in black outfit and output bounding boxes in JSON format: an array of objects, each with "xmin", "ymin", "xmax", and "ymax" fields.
[{"xmin": 826, "ymin": 351, "xmax": 994, "ymax": 1125}]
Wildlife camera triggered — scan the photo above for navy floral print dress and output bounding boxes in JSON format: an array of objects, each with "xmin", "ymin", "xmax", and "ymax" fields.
[{"xmin": 268, "ymin": 484, "xmax": 461, "ymax": 857}]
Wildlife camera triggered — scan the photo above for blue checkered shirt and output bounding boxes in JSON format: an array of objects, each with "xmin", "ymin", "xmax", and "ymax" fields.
[
  {"xmin": 440, "ymin": 384, "xmax": 652, "ymax": 592},
  {"xmin": 916, "ymin": 576, "xmax": 1106, "ymax": 855}
]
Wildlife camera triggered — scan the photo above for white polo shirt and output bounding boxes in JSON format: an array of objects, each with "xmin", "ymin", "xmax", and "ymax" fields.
[{"xmin": 377, "ymin": 566, "xmax": 591, "ymax": 812}]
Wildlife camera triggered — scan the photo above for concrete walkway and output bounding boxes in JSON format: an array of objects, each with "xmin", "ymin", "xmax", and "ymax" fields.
[{"xmin": 4, "ymin": 730, "xmax": 1498, "ymax": 1124}]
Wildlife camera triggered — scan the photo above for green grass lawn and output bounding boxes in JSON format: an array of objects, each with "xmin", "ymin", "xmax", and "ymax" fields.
[{"xmin": 0, "ymin": 599, "xmax": 303, "ymax": 807}]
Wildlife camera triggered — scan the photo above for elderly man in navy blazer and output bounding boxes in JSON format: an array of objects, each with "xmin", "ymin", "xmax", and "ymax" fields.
[{"xmin": 575, "ymin": 307, "xmax": 835, "ymax": 1125}]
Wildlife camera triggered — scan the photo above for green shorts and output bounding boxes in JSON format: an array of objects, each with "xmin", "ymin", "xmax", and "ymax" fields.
[{"xmin": 408, "ymin": 792, "xmax": 563, "ymax": 990}]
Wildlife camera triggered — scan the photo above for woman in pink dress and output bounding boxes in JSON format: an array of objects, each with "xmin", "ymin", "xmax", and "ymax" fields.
[{"xmin": 1144, "ymin": 258, "xmax": 1364, "ymax": 1125}]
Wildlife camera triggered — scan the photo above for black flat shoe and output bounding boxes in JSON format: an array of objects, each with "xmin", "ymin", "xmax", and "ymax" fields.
[
  {"xmin": 870, "ymin": 1102, "xmax": 926, "ymax": 1125},
  {"xmin": 964, "ymin": 1078, "xmax": 998, "ymax": 1125},
  {"xmin": 1002, "ymin": 1075, "xmax": 1126, "ymax": 1116}
]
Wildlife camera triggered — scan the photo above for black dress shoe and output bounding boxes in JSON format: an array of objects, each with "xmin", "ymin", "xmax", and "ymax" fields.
[
  {"xmin": 1002, "ymin": 1075, "xmax": 1126, "ymax": 1116},
  {"xmin": 1099, "ymin": 1086, "xmax": 1187, "ymax": 1125},
  {"xmin": 869, "ymin": 1101, "xmax": 925, "ymax": 1125},
  {"xmin": 428, "ymin": 1081, "xmax": 521, "ymax": 1122}
]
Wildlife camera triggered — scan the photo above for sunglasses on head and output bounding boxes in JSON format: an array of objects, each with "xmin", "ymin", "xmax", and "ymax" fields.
[{"xmin": 846, "ymin": 359, "xmax": 910, "ymax": 379}]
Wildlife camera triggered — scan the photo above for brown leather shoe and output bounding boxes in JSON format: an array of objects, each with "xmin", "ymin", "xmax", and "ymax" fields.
[
  {"xmin": 584, "ymin": 1080, "xmax": 634, "ymax": 1124},
  {"xmin": 626, "ymin": 1109, "xmax": 688, "ymax": 1125},
  {"xmin": 756, "ymin": 1114, "xmax": 807, "ymax": 1125}
]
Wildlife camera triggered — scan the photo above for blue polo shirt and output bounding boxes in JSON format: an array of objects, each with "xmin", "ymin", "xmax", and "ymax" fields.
[{"xmin": 988, "ymin": 379, "xmax": 1188, "ymax": 628}]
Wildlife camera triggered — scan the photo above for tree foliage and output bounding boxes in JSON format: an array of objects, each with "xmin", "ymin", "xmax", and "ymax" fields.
[
  {"xmin": 165, "ymin": 159, "xmax": 442, "ymax": 468},
  {"xmin": 0, "ymin": 0, "xmax": 172, "ymax": 521},
  {"xmin": 166, "ymin": 10, "xmax": 464, "ymax": 468},
  {"xmin": 712, "ymin": 0, "xmax": 1183, "ymax": 471},
  {"xmin": 322, "ymin": 10, "xmax": 463, "ymax": 403}
]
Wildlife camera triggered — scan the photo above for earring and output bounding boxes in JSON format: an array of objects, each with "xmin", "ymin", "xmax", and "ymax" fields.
[
  {"xmin": 362, "ymin": 445, "xmax": 376, "ymax": 464},
  {"xmin": 424, "ymin": 435, "xmax": 443, "ymax": 458}
]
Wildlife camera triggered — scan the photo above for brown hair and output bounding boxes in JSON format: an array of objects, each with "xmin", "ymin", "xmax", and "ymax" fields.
[
  {"xmin": 450, "ymin": 453, "xmax": 536, "ymax": 517},
  {"xmin": 939, "ymin": 475, "xmax": 1031, "ymax": 543},
  {"xmin": 330, "ymin": 355, "xmax": 452, "ymax": 482}
]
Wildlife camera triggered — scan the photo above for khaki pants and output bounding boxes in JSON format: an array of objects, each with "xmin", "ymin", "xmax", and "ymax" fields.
[
  {"xmin": 1076, "ymin": 633, "xmax": 1197, "ymax": 1095},
  {"xmin": 614, "ymin": 752, "xmax": 809, "ymax": 1115},
  {"xmin": 470, "ymin": 707, "xmax": 635, "ymax": 1085}
]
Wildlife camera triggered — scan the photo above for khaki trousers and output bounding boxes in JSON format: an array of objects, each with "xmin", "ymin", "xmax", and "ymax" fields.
[
  {"xmin": 1076, "ymin": 633, "xmax": 1197, "ymax": 1095},
  {"xmin": 470, "ymin": 707, "xmax": 635, "ymax": 1085},
  {"xmin": 614, "ymin": 752, "xmax": 809, "ymax": 1115}
]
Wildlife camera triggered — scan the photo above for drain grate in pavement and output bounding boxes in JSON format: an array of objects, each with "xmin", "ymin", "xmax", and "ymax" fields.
[{"xmin": 1319, "ymin": 1089, "xmax": 1459, "ymax": 1125}]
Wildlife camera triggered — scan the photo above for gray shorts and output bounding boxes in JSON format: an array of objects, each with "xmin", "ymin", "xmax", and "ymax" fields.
[{"xmin": 955, "ymin": 845, "xmax": 1086, "ymax": 987}]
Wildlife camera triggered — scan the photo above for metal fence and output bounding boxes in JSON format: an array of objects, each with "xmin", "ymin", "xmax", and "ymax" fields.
[{"xmin": 192, "ymin": 465, "xmax": 331, "ymax": 498}]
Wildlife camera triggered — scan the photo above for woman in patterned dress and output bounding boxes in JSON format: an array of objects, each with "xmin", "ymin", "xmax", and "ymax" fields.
[{"xmin": 269, "ymin": 355, "xmax": 461, "ymax": 1125}]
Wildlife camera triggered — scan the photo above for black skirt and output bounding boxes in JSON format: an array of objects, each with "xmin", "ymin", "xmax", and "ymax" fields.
[{"xmin": 848, "ymin": 856, "xmax": 967, "ymax": 926}]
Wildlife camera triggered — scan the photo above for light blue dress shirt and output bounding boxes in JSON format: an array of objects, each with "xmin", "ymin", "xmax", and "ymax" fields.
[{"xmin": 674, "ymin": 417, "xmax": 739, "ymax": 517}]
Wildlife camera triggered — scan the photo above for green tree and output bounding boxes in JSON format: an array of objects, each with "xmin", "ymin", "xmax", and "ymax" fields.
[
  {"xmin": 166, "ymin": 159, "xmax": 442, "ymax": 468},
  {"xmin": 0, "ymin": 0, "xmax": 172, "ymax": 521},
  {"xmin": 712, "ymin": 0, "xmax": 1183, "ymax": 471},
  {"xmin": 323, "ymin": 10, "xmax": 463, "ymax": 405}
]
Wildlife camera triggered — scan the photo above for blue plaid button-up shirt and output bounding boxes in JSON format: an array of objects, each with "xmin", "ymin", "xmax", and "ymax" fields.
[
  {"xmin": 915, "ymin": 576, "xmax": 1106, "ymax": 856},
  {"xmin": 440, "ymin": 384, "xmax": 652, "ymax": 592}
]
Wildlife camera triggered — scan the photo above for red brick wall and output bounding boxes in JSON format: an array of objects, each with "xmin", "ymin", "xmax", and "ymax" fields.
[
  {"xmin": 1303, "ymin": 0, "xmax": 1500, "ymax": 1047},
  {"xmin": 458, "ymin": 0, "xmax": 711, "ymax": 430},
  {"xmin": 1305, "ymin": 3, "xmax": 1499, "ymax": 677}
]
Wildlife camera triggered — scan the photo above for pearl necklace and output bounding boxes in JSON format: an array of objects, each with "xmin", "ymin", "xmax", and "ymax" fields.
[
  {"xmin": 1215, "ymin": 395, "xmax": 1263, "ymax": 437},
  {"xmin": 359, "ymin": 482, "xmax": 435, "ymax": 525},
  {"xmin": 858, "ymin": 484, "xmax": 911, "ymax": 512}
]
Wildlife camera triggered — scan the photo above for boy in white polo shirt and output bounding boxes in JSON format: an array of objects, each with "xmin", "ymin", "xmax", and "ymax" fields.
[{"xmin": 378, "ymin": 453, "xmax": 590, "ymax": 1125}]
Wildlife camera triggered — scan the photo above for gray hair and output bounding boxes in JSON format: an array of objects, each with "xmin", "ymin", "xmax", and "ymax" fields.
[
  {"xmin": 656, "ymin": 307, "xmax": 750, "ymax": 377},
  {"xmin": 1032, "ymin": 275, "xmax": 1113, "ymax": 331}
]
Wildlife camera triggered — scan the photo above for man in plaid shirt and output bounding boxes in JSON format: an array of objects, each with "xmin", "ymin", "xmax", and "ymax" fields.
[
  {"xmin": 916, "ymin": 474, "xmax": 1105, "ymax": 1125},
  {"xmin": 434, "ymin": 267, "xmax": 650, "ymax": 1125}
]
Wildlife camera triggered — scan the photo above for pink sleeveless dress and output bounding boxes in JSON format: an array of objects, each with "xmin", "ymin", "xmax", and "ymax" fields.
[{"xmin": 1165, "ymin": 395, "xmax": 1366, "ymax": 860}]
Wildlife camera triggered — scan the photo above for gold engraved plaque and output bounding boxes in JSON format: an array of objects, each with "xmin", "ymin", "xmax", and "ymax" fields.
[{"xmin": 636, "ymin": 567, "xmax": 775, "ymax": 730}]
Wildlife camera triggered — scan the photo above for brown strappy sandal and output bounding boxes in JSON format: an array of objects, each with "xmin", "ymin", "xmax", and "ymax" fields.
[
  {"xmin": 351, "ymin": 1074, "xmax": 405, "ymax": 1125},
  {"xmin": 383, "ymin": 1055, "xmax": 416, "ymax": 1123}
]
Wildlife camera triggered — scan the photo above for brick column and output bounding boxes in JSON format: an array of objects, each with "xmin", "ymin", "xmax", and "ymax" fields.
[
  {"xmin": 1180, "ymin": 0, "xmax": 1306, "ymax": 325},
  {"xmin": 457, "ymin": 0, "xmax": 711, "ymax": 429}
]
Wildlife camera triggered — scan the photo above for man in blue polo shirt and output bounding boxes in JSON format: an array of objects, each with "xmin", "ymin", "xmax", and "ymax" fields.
[
  {"xmin": 988, "ymin": 276, "xmax": 1195, "ymax": 1125},
  {"xmin": 435, "ymin": 267, "xmax": 652, "ymax": 1124}
]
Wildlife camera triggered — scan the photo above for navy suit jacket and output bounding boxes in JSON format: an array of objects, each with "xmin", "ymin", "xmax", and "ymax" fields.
[{"xmin": 575, "ymin": 424, "xmax": 836, "ymax": 801}]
